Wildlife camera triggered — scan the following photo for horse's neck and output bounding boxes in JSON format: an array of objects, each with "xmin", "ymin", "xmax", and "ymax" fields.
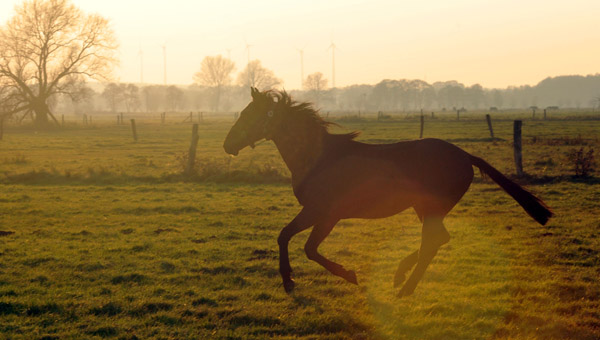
[{"xmin": 272, "ymin": 124, "xmax": 325, "ymax": 189}]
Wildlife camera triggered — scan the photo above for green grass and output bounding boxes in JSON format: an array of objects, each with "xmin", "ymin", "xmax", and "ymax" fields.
[{"xmin": 0, "ymin": 114, "xmax": 599, "ymax": 339}]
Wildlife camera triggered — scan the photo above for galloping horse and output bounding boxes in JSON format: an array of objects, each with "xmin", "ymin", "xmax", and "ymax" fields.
[{"xmin": 223, "ymin": 88, "xmax": 553, "ymax": 297}]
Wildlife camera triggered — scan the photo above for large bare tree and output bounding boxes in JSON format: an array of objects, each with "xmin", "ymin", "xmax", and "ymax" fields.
[
  {"xmin": 304, "ymin": 72, "xmax": 328, "ymax": 105},
  {"xmin": 0, "ymin": 0, "xmax": 118, "ymax": 125},
  {"xmin": 237, "ymin": 60, "xmax": 281, "ymax": 90},
  {"xmin": 193, "ymin": 55, "xmax": 235, "ymax": 112}
]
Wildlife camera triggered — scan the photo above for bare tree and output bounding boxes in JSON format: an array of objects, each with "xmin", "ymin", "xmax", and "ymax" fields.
[
  {"xmin": 123, "ymin": 84, "xmax": 140, "ymax": 112},
  {"xmin": 237, "ymin": 60, "xmax": 281, "ymax": 90},
  {"xmin": 304, "ymin": 72, "xmax": 328, "ymax": 105},
  {"xmin": 102, "ymin": 83, "xmax": 124, "ymax": 113},
  {"xmin": 193, "ymin": 55, "xmax": 235, "ymax": 111},
  {"xmin": 166, "ymin": 85, "xmax": 184, "ymax": 112},
  {"xmin": 0, "ymin": 0, "xmax": 118, "ymax": 126}
]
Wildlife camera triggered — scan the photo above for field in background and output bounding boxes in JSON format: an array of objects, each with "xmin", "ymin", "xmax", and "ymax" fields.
[{"xmin": 0, "ymin": 112, "xmax": 599, "ymax": 339}]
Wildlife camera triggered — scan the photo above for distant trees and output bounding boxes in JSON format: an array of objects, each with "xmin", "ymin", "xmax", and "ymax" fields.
[
  {"xmin": 165, "ymin": 86, "xmax": 184, "ymax": 112},
  {"xmin": 0, "ymin": 0, "xmax": 118, "ymax": 126},
  {"xmin": 102, "ymin": 83, "xmax": 124, "ymax": 113},
  {"xmin": 193, "ymin": 55, "xmax": 235, "ymax": 111},
  {"xmin": 237, "ymin": 60, "xmax": 281, "ymax": 90},
  {"xmin": 304, "ymin": 72, "xmax": 328, "ymax": 104}
]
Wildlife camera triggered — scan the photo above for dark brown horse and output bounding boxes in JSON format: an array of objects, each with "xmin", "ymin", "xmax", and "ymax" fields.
[{"xmin": 223, "ymin": 88, "xmax": 553, "ymax": 297}]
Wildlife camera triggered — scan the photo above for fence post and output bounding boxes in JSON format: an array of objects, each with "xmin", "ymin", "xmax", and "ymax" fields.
[
  {"xmin": 456, "ymin": 109, "xmax": 460, "ymax": 120},
  {"xmin": 431, "ymin": 111, "xmax": 434, "ymax": 118},
  {"xmin": 61, "ymin": 114, "xmax": 64, "ymax": 127},
  {"xmin": 513, "ymin": 120, "xmax": 523, "ymax": 176},
  {"xmin": 532, "ymin": 108, "xmax": 536, "ymax": 119},
  {"xmin": 419, "ymin": 114, "xmax": 424, "ymax": 138},
  {"xmin": 543, "ymin": 109, "xmax": 547, "ymax": 120},
  {"xmin": 486, "ymin": 114, "xmax": 494, "ymax": 139},
  {"xmin": 185, "ymin": 124, "xmax": 199, "ymax": 176},
  {"xmin": 130, "ymin": 119, "xmax": 138, "ymax": 142}
]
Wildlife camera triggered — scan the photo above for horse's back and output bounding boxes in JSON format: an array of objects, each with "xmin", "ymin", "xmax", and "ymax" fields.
[{"xmin": 296, "ymin": 138, "xmax": 474, "ymax": 219}]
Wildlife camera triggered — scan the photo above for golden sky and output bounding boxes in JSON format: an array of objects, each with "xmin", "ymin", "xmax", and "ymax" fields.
[{"xmin": 1, "ymin": 0, "xmax": 599, "ymax": 89}]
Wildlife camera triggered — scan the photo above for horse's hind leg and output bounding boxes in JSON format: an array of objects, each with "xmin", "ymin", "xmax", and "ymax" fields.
[
  {"xmin": 304, "ymin": 218, "xmax": 358, "ymax": 284},
  {"xmin": 394, "ymin": 250, "xmax": 419, "ymax": 287},
  {"xmin": 398, "ymin": 215, "xmax": 449, "ymax": 297}
]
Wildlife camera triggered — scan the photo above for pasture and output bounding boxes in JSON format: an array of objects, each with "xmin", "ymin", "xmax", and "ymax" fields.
[{"xmin": 0, "ymin": 112, "xmax": 599, "ymax": 339}]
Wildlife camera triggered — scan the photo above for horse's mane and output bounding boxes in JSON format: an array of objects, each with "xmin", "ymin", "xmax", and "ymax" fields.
[{"xmin": 265, "ymin": 90, "xmax": 360, "ymax": 141}]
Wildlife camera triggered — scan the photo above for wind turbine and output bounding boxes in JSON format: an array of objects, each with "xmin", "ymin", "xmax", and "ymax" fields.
[
  {"xmin": 327, "ymin": 41, "xmax": 337, "ymax": 88},
  {"xmin": 296, "ymin": 45, "xmax": 306, "ymax": 89},
  {"xmin": 244, "ymin": 39, "xmax": 252, "ymax": 86},
  {"xmin": 138, "ymin": 45, "xmax": 144, "ymax": 84},
  {"xmin": 244, "ymin": 39, "xmax": 252, "ymax": 64},
  {"xmin": 161, "ymin": 42, "xmax": 167, "ymax": 85}
]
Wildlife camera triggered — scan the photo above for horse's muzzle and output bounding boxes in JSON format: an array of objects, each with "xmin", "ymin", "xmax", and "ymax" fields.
[{"xmin": 223, "ymin": 143, "xmax": 239, "ymax": 156}]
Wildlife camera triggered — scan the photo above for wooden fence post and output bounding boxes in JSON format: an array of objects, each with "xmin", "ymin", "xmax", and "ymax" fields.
[
  {"xmin": 486, "ymin": 114, "xmax": 494, "ymax": 139},
  {"xmin": 185, "ymin": 124, "xmax": 199, "ymax": 175},
  {"xmin": 61, "ymin": 114, "xmax": 64, "ymax": 127},
  {"xmin": 431, "ymin": 111, "xmax": 434, "ymax": 118},
  {"xmin": 513, "ymin": 120, "xmax": 523, "ymax": 176},
  {"xmin": 419, "ymin": 114, "xmax": 424, "ymax": 138},
  {"xmin": 130, "ymin": 119, "xmax": 138, "ymax": 142},
  {"xmin": 532, "ymin": 108, "xmax": 536, "ymax": 119},
  {"xmin": 543, "ymin": 109, "xmax": 547, "ymax": 120}
]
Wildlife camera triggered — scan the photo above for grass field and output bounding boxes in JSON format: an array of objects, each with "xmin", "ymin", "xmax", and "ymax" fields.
[{"xmin": 0, "ymin": 113, "xmax": 599, "ymax": 339}]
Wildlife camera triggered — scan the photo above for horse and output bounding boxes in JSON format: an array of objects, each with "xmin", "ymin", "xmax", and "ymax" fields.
[{"xmin": 223, "ymin": 87, "xmax": 553, "ymax": 297}]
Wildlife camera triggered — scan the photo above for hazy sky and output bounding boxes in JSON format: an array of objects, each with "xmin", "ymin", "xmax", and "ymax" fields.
[{"xmin": 1, "ymin": 0, "xmax": 599, "ymax": 89}]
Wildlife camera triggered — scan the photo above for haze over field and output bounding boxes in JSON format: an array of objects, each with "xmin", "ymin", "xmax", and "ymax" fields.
[{"xmin": 1, "ymin": 0, "xmax": 598, "ymax": 89}]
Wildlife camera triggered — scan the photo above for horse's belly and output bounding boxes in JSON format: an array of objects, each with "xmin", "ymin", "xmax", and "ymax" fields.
[{"xmin": 332, "ymin": 177, "xmax": 415, "ymax": 219}]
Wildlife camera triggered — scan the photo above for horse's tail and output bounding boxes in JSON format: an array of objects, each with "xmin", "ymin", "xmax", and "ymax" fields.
[{"xmin": 469, "ymin": 154, "xmax": 553, "ymax": 225}]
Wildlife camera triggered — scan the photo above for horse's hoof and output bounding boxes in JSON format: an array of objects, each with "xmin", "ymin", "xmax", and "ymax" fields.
[
  {"xmin": 397, "ymin": 285, "xmax": 414, "ymax": 298},
  {"xmin": 283, "ymin": 279, "xmax": 295, "ymax": 293},
  {"xmin": 393, "ymin": 273, "xmax": 406, "ymax": 288},
  {"xmin": 345, "ymin": 270, "xmax": 358, "ymax": 285}
]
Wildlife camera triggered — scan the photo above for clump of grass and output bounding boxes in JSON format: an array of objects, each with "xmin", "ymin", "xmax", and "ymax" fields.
[{"xmin": 3, "ymin": 153, "xmax": 28, "ymax": 164}]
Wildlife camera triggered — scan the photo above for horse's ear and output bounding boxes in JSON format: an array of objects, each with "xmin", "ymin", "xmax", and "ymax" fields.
[{"xmin": 250, "ymin": 87, "xmax": 259, "ymax": 100}]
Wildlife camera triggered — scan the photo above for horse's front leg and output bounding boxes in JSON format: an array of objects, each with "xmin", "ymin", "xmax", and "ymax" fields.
[{"xmin": 277, "ymin": 208, "xmax": 316, "ymax": 293}]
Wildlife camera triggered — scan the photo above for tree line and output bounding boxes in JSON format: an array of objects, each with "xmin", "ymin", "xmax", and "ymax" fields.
[{"xmin": 2, "ymin": 0, "xmax": 600, "ymax": 128}]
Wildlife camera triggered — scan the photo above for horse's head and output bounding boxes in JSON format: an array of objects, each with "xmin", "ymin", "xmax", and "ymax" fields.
[{"xmin": 223, "ymin": 87, "xmax": 278, "ymax": 156}]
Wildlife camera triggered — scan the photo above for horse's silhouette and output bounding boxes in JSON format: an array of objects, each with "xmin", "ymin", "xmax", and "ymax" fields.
[{"xmin": 224, "ymin": 87, "xmax": 553, "ymax": 296}]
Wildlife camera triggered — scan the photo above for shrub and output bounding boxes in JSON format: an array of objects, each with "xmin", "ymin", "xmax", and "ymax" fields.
[{"xmin": 566, "ymin": 147, "xmax": 595, "ymax": 177}]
